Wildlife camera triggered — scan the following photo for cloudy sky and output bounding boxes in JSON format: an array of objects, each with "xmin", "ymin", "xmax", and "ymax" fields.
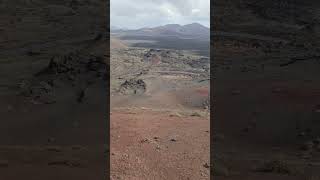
[{"xmin": 111, "ymin": 0, "xmax": 210, "ymax": 29}]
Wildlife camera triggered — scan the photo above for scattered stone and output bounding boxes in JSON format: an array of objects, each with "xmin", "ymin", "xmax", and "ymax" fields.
[
  {"xmin": 94, "ymin": 33, "xmax": 103, "ymax": 41},
  {"xmin": 126, "ymin": 109, "xmax": 137, "ymax": 114},
  {"xmin": 71, "ymin": 145, "xmax": 84, "ymax": 150},
  {"xmin": 170, "ymin": 138, "xmax": 177, "ymax": 142},
  {"xmin": 231, "ymin": 89, "xmax": 241, "ymax": 95},
  {"xmin": 313, "ymin": 138, "xmax": 320, "ymax": 145},
  {"xmin": 7, "ymin": 105, "xmax": 13, "ymax": 112},
  {"xmin": 299, "ymin": 151, "xmax": 313, "ymax": 159},
  {"xmin": 153, "ymin": 136, "xmax": 159, "ymax": 140},
  {"xmin": 35, "ymin": 96, "xmax": 56, "ymax": 105},
  {"xmin": 200, "ymin": 171, "xmax": 208, "ymax": 177},
  {"xmin": 140, "ymin": 138, "xmax": 150, "ymax": 143},
  {"xmin": 46, "ymin": 146, "xmax": 62, "ymax": 152},
  {"xmin": 202, "ymin": 98, "xmax": 210, "ymax": 110},
  {"xmin": 272, "ymin": 88, "xmax": 283, "ymax": 93},
  {"xmin": 191, "ymin": 112, "xmax": 202, "ymax": 117},
  {"xmin": 104, "ymin": 148, "xmax": 109, "ymax": 154},
  {"xmin": 243, "ymin": 126, "xmax": 251, "ymax": 132},
  {"xmin": 305, "ymin": 128, "xmax": 312, "ymax": 133},
  {"xmin": 300, "ymin": 141, "xmax": 314, "ymax": 151},
  {"xmin": 0, "ymin": 160, "xmax": 9, "ymax": 168},
  {"xmin": 48, "ymin": 137, "xmax": 56, "ymax": 143},
  {"xmin": 213, "ymin": 163, "xmax": 229, "ymax": 176},
  {"xmin": 214, "ymin": 134, "xmax": 225, "ymax": 141},
  {"xmin": 67, "ymin": 74, "xmax": 76, "ymax": 81},
  {"xmin": 46, "ymin": 5, "xmax": 76, "ymax": 17},
  {"xmin": 298, "ymin": 132, "xmax": 306, "ymax": 137},
  {"xmin": 169, "ymin": 112, "xmax": 182, "ymax": 117},
  {"xmin": 86, "ymin": 57, "xmax": 106, "ymax": 72},
  {"xmin": 240, "ymin": 66, "xmax": 250, "ymax": 72},
  {"xmin": 48, "ymin": 159, "xmax": 81, "ymax": 167},
  {"xmin": 203, "ymin": 163, "xmax": 210, "ymax": 168},
  {"xmin": 256, "ymin": 160, "xmax": 292, "ymax": 174},
  {"xmin": 69, "ymin": 0, "xmax": 81, "ymax": 9},
  {"xmin": 122, "ymin": 153, "xmax": 129, "ymax": 158},
  {"xmin": 26, "ymin": 50, "xmax": 42, "ymax": 56},
  {"xmin": 314, "ymin": 105, "xmax": 320, "ymax": 113},
  {"xmin": 18, "ymin": 80, "xmax": 30, "ymax": 91},
  {"xmin": 77, "ymin": 89, "xmax": 86, "ymax": 103},
  {"xmin": 30, "ymin": 99, "xmax": 42, "ymax": 105},
  {"xmin": 48, "ymin": 160, "xmax": 68, "ymax": 166}
]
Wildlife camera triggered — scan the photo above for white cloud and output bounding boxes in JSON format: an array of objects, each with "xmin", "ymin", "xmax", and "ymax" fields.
[
  {"xmin": 111, "ymin": 0, "xmax": 210, "ymax": 29},
  {"xmin": 192, "ymin": 9, "xmax": 200, "ymax": 14}
]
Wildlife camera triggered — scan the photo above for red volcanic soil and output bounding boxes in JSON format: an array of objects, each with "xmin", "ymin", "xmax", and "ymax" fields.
[
  {"xmin": 110, "ymin": 108, "xmax": 210, "ymax": 180},
  {"xmin": 150, "ymin": 54, "xmax": 161, "ymax": 65},
  {"xmin": 195, "ymin": 87, "xmax": 210, "ymax": 97}
]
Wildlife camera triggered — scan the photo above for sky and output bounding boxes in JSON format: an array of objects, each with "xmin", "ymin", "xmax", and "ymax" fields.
[{"xmin": 111, "ymin": 0, "xmax": 210, "ymax": 29}]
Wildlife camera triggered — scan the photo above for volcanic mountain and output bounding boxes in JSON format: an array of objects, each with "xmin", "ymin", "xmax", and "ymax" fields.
[{"xmin": 112, "ymin": 23, "xmax": 210, "ymax": 39}]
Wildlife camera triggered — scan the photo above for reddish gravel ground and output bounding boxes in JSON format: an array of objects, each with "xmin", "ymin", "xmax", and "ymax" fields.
[{"xmin": 110, "ymin": 108, "xmax": 210, "ymax": 180}]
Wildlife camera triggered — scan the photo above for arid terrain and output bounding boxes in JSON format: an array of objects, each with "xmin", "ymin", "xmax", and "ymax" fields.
[
  {"xmin": 213, "ymin": 0, "xmax": 320, "ymax": 179},
  {"xmin": 110, "ymin": 34, "xmax": 210, "ymax": 179},
  {"xmin": 0, "ymin": 0, "xmax": 107, "ymax": 179}
]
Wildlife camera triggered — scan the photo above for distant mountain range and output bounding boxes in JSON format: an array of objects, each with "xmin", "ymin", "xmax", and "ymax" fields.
[
  {"xmin": 111, "ymin": 26, "xmax": 129, "ymax": 31},
  {"xmin": 111, "ymin": 23, "xmax": 210, "ymax": 40}
]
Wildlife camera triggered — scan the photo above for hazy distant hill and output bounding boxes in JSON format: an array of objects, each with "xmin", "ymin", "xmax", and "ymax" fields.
[
  {"xmin": 111, "ymin": 26, "xmax": 120, "ymax": 31},
  {"xmin": 112, "ymin": 23, "xmax": 210, "ymax": 40},
  {"xmin": 111, "ymin": 26, "xmax": 129, "ymax": 31},
  {"xmin": 110, "ymin": 37, "xmax": 127, "ymax": 50}
]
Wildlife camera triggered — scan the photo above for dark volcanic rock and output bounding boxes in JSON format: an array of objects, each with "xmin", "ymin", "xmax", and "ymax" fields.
[
  {"xmin": 119, "ymin": 79, "xmax": 146, "ymax": 95},
  {"xmin": 21, "ymin": 51, "xmax": 107, "ymax": 103}
]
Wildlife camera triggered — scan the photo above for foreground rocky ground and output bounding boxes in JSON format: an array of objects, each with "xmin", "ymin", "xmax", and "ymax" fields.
[
  {"xmin": 213, "ymin": 0, "xmax": 320, "ymax": 179},
  {"xmin": 0, "ymin": 0, "xmax": 107, "ymax": 179},
  {"xmin": 111, "ymin": 108, "xmax": 210, "ymax": 180},
  {"xmin": 110, "ymin": 38, "xmax": 210, "ymax": 179}
]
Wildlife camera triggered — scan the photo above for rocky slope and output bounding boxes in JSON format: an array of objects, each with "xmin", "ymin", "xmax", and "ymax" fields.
[
  {"xmin": 110, "ymin": 36, "xmax": 210, "ymax": 179},
  {"xmin": 0, "ymin": 0, "xmax": 108, "ymax": 179},
  {"xmin": 212, "ymin": 0, "xmax": 320, "ymax": 179}
]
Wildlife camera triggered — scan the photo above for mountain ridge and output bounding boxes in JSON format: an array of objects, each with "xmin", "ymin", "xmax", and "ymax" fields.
[{"xmin": 111, "ymin": 23, "xmax": 210, "ymax": 39}]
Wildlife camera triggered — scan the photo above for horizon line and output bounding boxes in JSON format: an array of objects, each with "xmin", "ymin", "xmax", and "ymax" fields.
[{"xmin": 111, "ymin": 22, "xmax": 210, "ymax": 30}]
